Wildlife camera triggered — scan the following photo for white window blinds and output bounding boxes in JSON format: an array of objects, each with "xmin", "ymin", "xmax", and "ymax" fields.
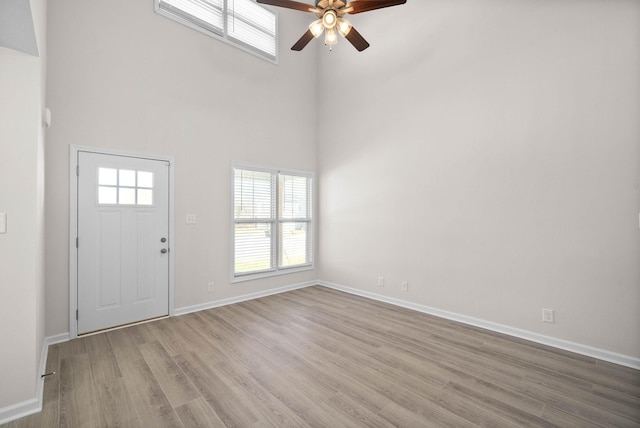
[
  {"xmin": 234, "ymin": 169, "xmax": 275, "ymax": 274},
  {"xmin": 233, "ymin": 166, "xmax": 313, "ymax": 279},
  {"xmin": 227, "ymin": 0, "xmax": 277, "ymax": 59},
  {"xmin": 158, "ymin": 0, "xmax": 224, "ymax": 35},
  {"xmin": 278, "ymin": 173, "xmax": 312, "ymax": 268},
  {"xmin": 156, "ymin": 0, "xmax": 277, "ymax": 62}
]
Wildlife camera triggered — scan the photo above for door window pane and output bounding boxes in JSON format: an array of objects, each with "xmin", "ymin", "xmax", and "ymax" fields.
[
  {"xmin": 137, "ymin": 189, "xmax": 154, "ymax": 205},
  {"xmin": 119, "ymin": 170, "xmax": 136, "ymax": 187},
  {"xmin": 99, "ymin": 168, "xmax": 118, "ymax": 186},
  {"xmin": 98, "ymin": 186, "xmax": 117, "ymax": 204},
  {"xmin": 119, "ymin": 188, "xmax": 136, "ymax": 205},
  {"xmin": 138, "ymin": 171, "xmax": 153, "ymax": 188}
]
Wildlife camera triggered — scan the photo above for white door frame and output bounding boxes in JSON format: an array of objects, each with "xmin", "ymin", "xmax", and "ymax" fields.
[{"xmin": 69, "ymin": 145, "xmax": 175, "ymax": 339}]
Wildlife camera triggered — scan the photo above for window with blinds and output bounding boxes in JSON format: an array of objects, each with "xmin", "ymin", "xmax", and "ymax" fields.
[
  {"xmin": 233, "ymin": 165, "xmax": 313, "ymax": 280},
  {"xmin": 156, "ymin": 0, "xmax": 277, "ymax": 62}
]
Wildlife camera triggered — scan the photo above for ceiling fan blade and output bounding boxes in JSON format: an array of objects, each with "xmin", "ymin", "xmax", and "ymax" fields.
[
  {"xmin": 346, "ymin": 0, "xmax": 407, "ymax": 14},
  {"xmin": 256, "ymin": 0, "xmax": 314, "ymax": 13},
  {"xmin": 291, "ymin": 29, "xmax": 316, "ymax": 51},
  {"xmin": 344, "ymin": 26, "xmax": 370, "ymax": 51}
]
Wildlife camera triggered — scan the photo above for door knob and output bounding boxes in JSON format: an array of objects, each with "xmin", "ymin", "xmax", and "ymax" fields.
[
  {"xmin": 161, "ymin": 248, "xmax": 168, "ymax": 254},
  {"xmin": 160, "ymin": 237, "xmax": 167, "ymax": 243}
]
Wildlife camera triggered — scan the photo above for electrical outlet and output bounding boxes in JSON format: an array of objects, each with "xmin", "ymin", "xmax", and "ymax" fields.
[
  {"xmin": 186, "ymin": 214, "xmax": 197, "ymax": 224},
  {"xmin": 401, "ymin": 282, "xmax": 408, "ymax": 292},
  {"xmin": 208, "ymin": 282, "xmax": 215, "ymax": 293},
  {"xmin": 542, "ymin": 308, "xmax": 554, "ymax": 323},
  {"xmin": 378, "ymin": 276, "xmax": 384, "ymax": 287}
]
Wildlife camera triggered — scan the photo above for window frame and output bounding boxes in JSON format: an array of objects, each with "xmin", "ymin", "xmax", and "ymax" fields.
[
  {"xmin": 232, "ymin": 163, "xmax": 314, "ymax": 282},
  {"xmin": 154, "ymin": 0, "xmax": 278, "ymax": 64}
]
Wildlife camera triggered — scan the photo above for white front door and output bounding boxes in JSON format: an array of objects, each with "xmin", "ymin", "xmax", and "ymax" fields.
[{"xmin": 77, "ymin": 151, "xmax": 170, "ymax": 335}]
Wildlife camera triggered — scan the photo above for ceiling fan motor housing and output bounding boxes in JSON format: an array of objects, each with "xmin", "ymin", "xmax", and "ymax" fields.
[{"xmin": 256, "ymin": 0, "xmax": 407, "ymax": 51}]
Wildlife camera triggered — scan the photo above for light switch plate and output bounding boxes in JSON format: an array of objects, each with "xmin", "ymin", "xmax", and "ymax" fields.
[
  {"xmin": 186, "ymin": 214, "xmax": 197, "ymax": 224},
  {"xmin": 0, "ymin": 213, "xmax": 6, "ymax": 234}
]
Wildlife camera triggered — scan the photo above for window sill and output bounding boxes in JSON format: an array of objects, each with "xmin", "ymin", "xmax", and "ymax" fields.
[{"xmin": 232, "ymin": 264, "xmax": 314, "ymax": 284}]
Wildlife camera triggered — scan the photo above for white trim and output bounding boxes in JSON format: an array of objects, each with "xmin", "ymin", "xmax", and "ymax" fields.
[
  {"xmin": 0, "ymin": 397, "xmax": 39, "ymax": 425},
  {"xmin": 175, "ymin": 280, "xmax": 316, "ymax": 316},
  {"xmin": 69, "ymin": 145, "xmax": 176, "ymax": 340},
  {"xmin": 318, "ymin": 281, "xmax": 640, "ymax": 370},
  {"xmin": 0, "ymin": 333, "xmax": 70, "ymax": 425},
  {"xmin": 232, "ymin": 265, "xmax": 315, "ymax": 283},
  {"xmin": 46, "ymin": 333, "xmax": 71, "ymax": 346}
]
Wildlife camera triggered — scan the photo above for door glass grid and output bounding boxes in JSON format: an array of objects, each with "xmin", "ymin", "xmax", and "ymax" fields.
[{"xmin": 98, "ymin": 168, "xmax": 154, "ymax": 206}]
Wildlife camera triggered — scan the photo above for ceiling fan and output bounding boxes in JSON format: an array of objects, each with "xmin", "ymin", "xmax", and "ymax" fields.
[{"xmin": 256, "ymin": 0, "xmax": 407, "ymax": 52}]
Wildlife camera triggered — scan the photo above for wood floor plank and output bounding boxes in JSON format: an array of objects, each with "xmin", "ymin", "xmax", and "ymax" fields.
[
  {"xmin": 105, "ymin": 328, "xmax": 144, "ymax": 371},
  {"xmin": 88, "ymin": 352, "xmax": 121, "ymax": 387},
  {"xmin": 593, "ymin": 383, "xmax": 640, "ymax": 410},
  {"xmin": 378, "ymin": 399, "xmax": 477, "ymax": 428},
  {"xmin": 56, "ymin": 337, "xmax": 87, "ymax": 360},
  {"xmin": 146, "ymin": 317, "xmax": 193, "ymax": 358},
  {"xmin": 248, "ymin": 365, "xmax": 343, "ymax": 427},
  {"xmin": 174, "ymin": 397, "xmax": 226, "ymax": 428},
  {"xmin": 42, "ymin": 343, "xmax": 61, "ymax": 408},
  {"xmin": 444, "ymin": 381, "xmax": 557, "ymax": 427},
  {"xmin": 93, "ymin": 378, "xmax": 140, "ymax": 427},
  {"xmin": 540, "ymin": 404, "xmax": 604, "ymax": 428},
  {"xmin": 175, "ymin": 352, "xmax": 259, "ymax": 428},
  {"xmin": 6, "ymin": 285, "xmax": 640, "ymax": 428},
  {"xmin": 120, "ymin": 357, "xmax": 183, "ymax": 428},
  {"xmin": 58, "ymin": 353, "xmax": 100, "ymax": 428},
  {"xmin": 138, "ymin": 341, "xmax": 200, "ymax": 408},
  {"xmin": 520, "ymin": 376, "xmax": 640, "ymax": 427},
  {"xmin": 83, "ymin": 332, "xmax": 113, "ymax": 358},
  {"xmin": 328, "ymin": 391, "xmax": 398, "ymax": 428}
]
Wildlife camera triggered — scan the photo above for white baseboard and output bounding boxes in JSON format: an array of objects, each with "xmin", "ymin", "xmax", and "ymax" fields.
[
  {"xmin": 318, "ymin": 281, "xmax": 640, "ymax": 370},
  {"xmin": 0, "ymin": 397, "xmax": 40, "ymax": 426},
  {"xmin": 0, "ymin": 332, "xmax": 70, "ymax": 425},
  {"xmin": 174, "ymin": 280, "xmax": 317, "ymax": 316},
  {"xmin": 46, "ymin": 332, "xmax": 71, "ymax": 346}
]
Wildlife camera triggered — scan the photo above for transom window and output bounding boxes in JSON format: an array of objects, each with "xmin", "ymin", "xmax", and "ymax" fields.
[
  {"xmin": 98, "ymin": 168, "xmax": 154, "ymax": 206},
  {"xmin": 155, "ymin": 0, "xmax": 277, "ymax": 62},
  {"xmin": 233, "ymin": 165, "xmax": 313, "ymax": 280}
]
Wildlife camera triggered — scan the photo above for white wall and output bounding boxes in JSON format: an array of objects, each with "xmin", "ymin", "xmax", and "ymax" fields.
[
  {"xmin": 0, "ymin": 47, "xmax": 40, "ymax": 410},
  {"xmin": 318, "ymin": 0, "xmax": 640, "ymax": 358},
  {"xmin": 0, "ymin": 0, "xmax": 46, "ymax": 411},
  {"xmin": 45, "ymin": 0, "xmax": 319, "ymax": 335},
  {"xmin": 43, "ymin": 0, "xmax": 640, "ymax": 361}
]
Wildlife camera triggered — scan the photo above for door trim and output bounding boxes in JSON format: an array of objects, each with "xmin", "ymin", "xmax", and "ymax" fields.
[{"xmin": 69, "ymin": 145, "xmax": 175, "ymax": 339}]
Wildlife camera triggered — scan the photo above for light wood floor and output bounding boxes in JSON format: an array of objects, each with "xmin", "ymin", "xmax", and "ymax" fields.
[{"xmin": 4, "ymin": 286, "xmax": 640, "ymax": 427}]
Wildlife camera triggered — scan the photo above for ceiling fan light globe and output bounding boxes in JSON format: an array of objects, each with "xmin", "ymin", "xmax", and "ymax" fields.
[
  {"xmin": 322, "ymin": 10, "xmax": 337, "ymax": 29},
  {"xmin": 324, "ymin": 27, "xmax": 338, "ymax": 45},
  {"xmin": 337, "ymin": 18, "xmax": 352, "ymax": 37},
  {"xmin": 309, "ymin": 19, "xmax": 324, "ymax": 37}
]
